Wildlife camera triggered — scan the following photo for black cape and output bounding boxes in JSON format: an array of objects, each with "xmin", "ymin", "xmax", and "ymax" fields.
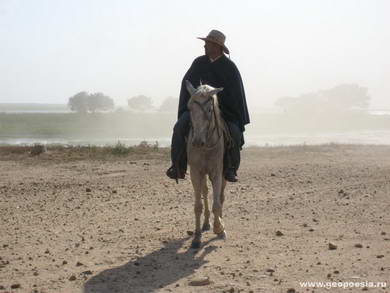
[{"xmin": 178, "ymin": 55, "xmax": 250, "ymax": 132}]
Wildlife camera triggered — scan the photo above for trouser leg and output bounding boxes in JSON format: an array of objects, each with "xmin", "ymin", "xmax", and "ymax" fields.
[
  {"xmin": 171, "ymin": 111, "xmax": 190, "ymax": 172},
  {"xmin": 224, "ymin": 122, "xmax": 243, "ymax": 175}
]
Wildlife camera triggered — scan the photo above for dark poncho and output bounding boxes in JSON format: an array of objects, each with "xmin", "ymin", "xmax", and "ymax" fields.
[{"xmin": 178, "ymin": 55, "xmax": 250, "ymax": 132}]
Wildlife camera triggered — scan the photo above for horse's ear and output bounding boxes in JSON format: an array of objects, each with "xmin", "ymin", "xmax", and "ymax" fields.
[
  {"xmin": 185, "ymin": 80, "xmax": 196, "ymax": 96},
  {"xmin": 209, "ymin": 87, "xmax": 223, "ymax": 96}
]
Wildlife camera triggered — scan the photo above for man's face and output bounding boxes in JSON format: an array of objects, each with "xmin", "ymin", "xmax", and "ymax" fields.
[{"xmin": 204, "ymin": 41, "xmax": 221, "ymax": 57}]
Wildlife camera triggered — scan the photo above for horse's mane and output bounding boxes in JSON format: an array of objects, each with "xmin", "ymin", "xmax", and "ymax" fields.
[
  {"xmin": 211, "ymin": 93, "xmax": 222, "ymax": 126},
  {"xmin": 212, "ymin": 94, "xmax": 233, "ymax": 147}
]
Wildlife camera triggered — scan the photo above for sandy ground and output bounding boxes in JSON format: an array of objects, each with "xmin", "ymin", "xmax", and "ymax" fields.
[{"xmin": 0, "ymin": 145, "xmax": 389, "ymax": 293}]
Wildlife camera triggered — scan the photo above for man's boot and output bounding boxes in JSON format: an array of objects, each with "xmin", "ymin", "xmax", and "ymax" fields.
[
  {"xmin": 167, "ymin": 112, "xmax": 190, "ymax": 182},
  {"xmin": 223, "ymin": 152, "xmax": 238, "ymax": 182},
  {"xmin": 167, "ymin": 146, "xmax": 187, "ymax": 183},
  {"xmin": 224, "ymin": 168, "xmax": 238, "ymax": 182},
  {"xmin": 166, "ymin": 165, "xmax": 185, "ymax": 180}
]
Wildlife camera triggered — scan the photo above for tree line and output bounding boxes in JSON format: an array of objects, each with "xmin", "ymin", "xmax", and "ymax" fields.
[
  {"xmin": 275, "ymin": 84, "xmax": 370, "ymax": 116},
  {"xmin": 69, "ymin": 83, "xmax": 370, "ymax": 115},
  {"xmin": 68, "ymin": 92, "xmax": 179, "ymax": 113}
]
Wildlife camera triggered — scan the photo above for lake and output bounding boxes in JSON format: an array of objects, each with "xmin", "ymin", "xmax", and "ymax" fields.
[{"xmin": 2, "ymin": 130, "xmax": 390, "ymax": 147}]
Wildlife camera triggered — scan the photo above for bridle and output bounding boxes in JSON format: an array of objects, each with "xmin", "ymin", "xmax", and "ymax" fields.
[{"xmin": 190, "ymin": 96, "xmax": 222, "ymax": 149}]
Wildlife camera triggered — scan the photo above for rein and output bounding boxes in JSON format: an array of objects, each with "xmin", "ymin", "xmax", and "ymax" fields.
[{"xmin": 190, "ymin": 96, "xmax": 222, "ymax": 150}]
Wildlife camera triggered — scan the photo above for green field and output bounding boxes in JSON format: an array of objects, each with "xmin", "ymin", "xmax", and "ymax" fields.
[
  {"xmin": 0, "ymin": 103, "xmax": 69, "ymax": 112},
  {"xmin": 0, "ymin": 112, "xmax": 175, "ymax": 140},
  {"xmin": 1, "ymin": 111, "xmax": 390, "ymax": 146}
]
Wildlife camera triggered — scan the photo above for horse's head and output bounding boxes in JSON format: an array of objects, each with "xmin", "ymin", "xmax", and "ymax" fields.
[{"xmin": 186, "ymin": 80, "xmax": 223, "ymax": 147}]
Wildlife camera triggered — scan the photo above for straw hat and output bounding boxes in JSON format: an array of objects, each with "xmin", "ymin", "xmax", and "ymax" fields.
[{"xmin": 197, "ymin": 30, "xmax": 230, "ymax": 55}]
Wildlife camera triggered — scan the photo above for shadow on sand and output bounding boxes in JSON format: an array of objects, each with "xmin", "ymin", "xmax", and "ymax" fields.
[{"xmin": 83, "ymin": 236, "xmax": 219, "ymax": 293}]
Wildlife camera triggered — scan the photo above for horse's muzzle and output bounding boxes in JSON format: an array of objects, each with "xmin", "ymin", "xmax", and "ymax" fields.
[{"xmin": 192, "ymin": 138, "xmax": 205, "ymax": 148}]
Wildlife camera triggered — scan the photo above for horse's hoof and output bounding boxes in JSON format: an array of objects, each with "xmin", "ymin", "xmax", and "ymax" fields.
[
  {"xmin": 202, "ymin": 223, "xmax": 211, "ymax": 231},
  {"xmin": 217, "ymin": 231, "xmax": 227, "ymax": 240},
  {"xmin": 191, "ymin": 240, "xmax": 201, "ymax": 249}
]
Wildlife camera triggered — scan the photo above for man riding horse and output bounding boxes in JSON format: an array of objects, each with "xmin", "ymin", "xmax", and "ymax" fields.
[{"xmin": 166, "ymin": 29, "xmax": 250, "ymax": 182}]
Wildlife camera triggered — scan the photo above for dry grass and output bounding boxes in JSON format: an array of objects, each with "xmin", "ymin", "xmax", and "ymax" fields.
[
  {"xmin": 0, "ymin": 141, "xmax": 170, "ymax": 162},
  {"xmin": 3, "ymin": 142, "xmax": 390, "ymax": 163}
]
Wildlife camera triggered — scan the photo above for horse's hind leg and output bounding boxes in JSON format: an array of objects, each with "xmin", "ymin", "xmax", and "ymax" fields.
[
  {"xmin": 201, "ymin": 179, "xmax": 210, "ymax": 231},
  {"xmin": 220, "ymin": 179, "xmax": 227, "ymax": 219},
  {"xmin": 190, "ymin": 170, "xmax": 203, "ymax": 248}
]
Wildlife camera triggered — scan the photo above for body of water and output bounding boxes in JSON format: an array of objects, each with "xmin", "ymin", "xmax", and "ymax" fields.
[
  {"xmin": 1, "ymin": 109, "xmax": 390, "ymax": 115},
  {"xmin": 1, "ymin": 130, "xmax": 390, "ymax": 147},
  {"xmin": 244, "ymin": 130, "xmax": 390, "ymax": 146}
]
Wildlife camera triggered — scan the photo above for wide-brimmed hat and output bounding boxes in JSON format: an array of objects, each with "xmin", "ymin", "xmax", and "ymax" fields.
[{"xmin": 197, "ymin": 30, "xmax": 230, "ymax": 55}]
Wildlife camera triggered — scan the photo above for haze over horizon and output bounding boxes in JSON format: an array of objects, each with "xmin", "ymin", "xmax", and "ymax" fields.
[{"xmin": 1, "ymin": 0, "xmax": 389, "ymax": 109}]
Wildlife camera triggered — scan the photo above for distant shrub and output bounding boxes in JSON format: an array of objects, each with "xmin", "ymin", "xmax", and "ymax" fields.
[
  {"xmin": 111, "ymin": 141, "xmax": 131, "ymax": 156},
  {"xmin": 30, "ymin": 143, "xmax": 47, "ymax": 156},
  {"xmin": 138, "ymin": 140, "xmax": 149, "ymax": 148},
  {"xmin": 138, "ymin": 140, "xmax": 159, "ymax": 150}
]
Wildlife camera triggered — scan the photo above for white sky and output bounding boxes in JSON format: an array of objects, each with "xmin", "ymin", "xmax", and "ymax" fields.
[{"xmin": 0, "ymin": 0, "xmax": 389, "ymax": 108}]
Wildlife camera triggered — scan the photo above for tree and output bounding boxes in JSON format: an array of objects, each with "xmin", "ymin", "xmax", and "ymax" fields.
[
  {"xmin": 127, "ymin": 95, "xmax": 153, "ymax": 112},
  {"xmin": 68, "ymin": 91, "xmax": 114, "ymax": 113},
  {"xmin": 88, "ymin": 92, "xmax": 114, "ymax": 113},
  {"xmin": 68, "ymin": 91, "xmax": 89, "ymax": 113},
  {"xmin": 158, "ymin": 96, "xmax": 178, "ymax": 112},
  {"xmin": 320, "ymin": 84, "xmax": 370, "ymax": 111},
  {"xmin": 275, "ymin": 84, "xmax": 370, "ymax": 115}
]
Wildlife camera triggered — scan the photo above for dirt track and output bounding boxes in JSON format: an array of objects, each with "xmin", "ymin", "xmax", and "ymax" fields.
[{"xmin": 0, "ymin": 145, "xmax": 389, "ymax": 293}]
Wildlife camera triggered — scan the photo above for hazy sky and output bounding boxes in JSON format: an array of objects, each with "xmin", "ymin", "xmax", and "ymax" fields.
[{"xmin": 0, "ymin": 0, "xmax": 389, "ymax": 108}]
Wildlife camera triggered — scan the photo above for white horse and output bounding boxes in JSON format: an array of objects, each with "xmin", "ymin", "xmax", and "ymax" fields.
[{"xmin": 185, "ymin": 80, "xmax": 228, "ymax": 249}]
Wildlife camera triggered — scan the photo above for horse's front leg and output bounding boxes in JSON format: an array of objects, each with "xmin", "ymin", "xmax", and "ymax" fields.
[
  {"xmin": 210, "ymin": 173, "xmax": 226, "ymax": 239},
  {"xmin": 190, "ymin": 169, "xmax": 203, "ymax": 248},
  {"xmin": 201, "ymin": 178, "xmax": 211, "ymax": 231}
]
